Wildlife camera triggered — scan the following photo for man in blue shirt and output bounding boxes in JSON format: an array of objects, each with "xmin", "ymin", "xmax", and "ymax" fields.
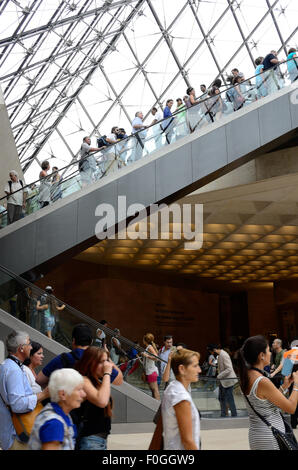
[
  {"xmin": 162, "ymin": 99, "xmax": 175, "ymax": 144},
  {"xmin": 0, "ymin": 330, "xmax": 48, "ymax": 450},
  {"xmin": 262, "ymin": 50, "xmax": 280, "ymax": 94},
  {"xmin": 36, "ymin": 323, "xmax": 123, "ymax": 387}
]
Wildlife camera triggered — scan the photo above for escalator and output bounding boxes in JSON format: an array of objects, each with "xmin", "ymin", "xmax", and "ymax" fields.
[
  {"xmin": 0, "ymin": 263, "xmax": 160, "ymax": 423},
  {"xmin": 0, "ymin": 65, "xmax": 297, "ymax": 279}
]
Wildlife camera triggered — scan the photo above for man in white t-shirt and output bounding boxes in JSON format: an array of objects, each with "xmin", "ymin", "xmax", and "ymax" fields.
[
  {"xmin": 150, "ymin": 107, "xmax": 163, "ymax": 149},
  {"xmin": 130, "ymin": 111, "xmax": 147, "ymax": 162},
  {"xmin": 79, "ymin": 136, "xmax": 103, "ymax": 187},
  {"xmin": 103, "ymin": 127, "xmax": 119, "ymax": 174},
  {"xmin": 94, "ymin": 320, "xmax": 108, "ymax": 348},
  {"xmin": 159, "ymin": 335, "xmax": 175, "ymax": 384},
  {"xmin": 4, "ymin": 171, "xmax": 28, "ymax": 224}
]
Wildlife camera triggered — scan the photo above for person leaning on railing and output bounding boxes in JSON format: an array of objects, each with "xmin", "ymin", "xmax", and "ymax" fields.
[
  {"xmin": 287, "ymin": 48, "xmax": 298, "ymax": 83},
  {"xmin": 79, "ymin": 136, "xmax": 104, "ymax": 188},
  {"xmin": 38, "ymin": 161, "xmax": 52, "ymax": 208}
]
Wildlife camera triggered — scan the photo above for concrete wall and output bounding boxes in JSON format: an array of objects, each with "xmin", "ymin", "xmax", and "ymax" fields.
[
  {"xmin": 35, "ymin": 260, "xmax": 220, "ymax": 355},
  {"xmin": 193, "ymin": 145, "xmax": 298, "ymax": 195},
  {"xmin": 36, "ymin": 259, "xmax": 285, "ymax": 354},
  {"xmin": 247, "ymin": 284, "xmax": 278, "ymax": 337},
  {"xmin": 273, "ymin": 279, "xmax": 298, "ymax": 343},
  {"xmin": 0, "ymin": 85, "xmax": 24, "ymax": 204},
  {"xmin": 0, "ymin": 83, "xmax": 297, "ymax": 277}
]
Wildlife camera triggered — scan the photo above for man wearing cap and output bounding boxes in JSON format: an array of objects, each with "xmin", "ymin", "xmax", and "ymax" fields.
[
  {"xmin": 36, "ymin": 324, "xmax": 123, "ymax": 387},
  {"xmin": 4, "ymin": 171, "xmax": 28, "ymax": 224}
]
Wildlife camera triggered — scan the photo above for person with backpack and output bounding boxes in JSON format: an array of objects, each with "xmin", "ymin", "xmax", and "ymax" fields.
[
  {"xmin": 36, "ymin": 324, "xmax": 123, "ymax": 388},
  {"xmin": 4, "ymin": 170, "xmax": 28, "ymax": 224},
  {"xmin": 79, "ymin": 136, "xmax": 103, "ymax": 188}
]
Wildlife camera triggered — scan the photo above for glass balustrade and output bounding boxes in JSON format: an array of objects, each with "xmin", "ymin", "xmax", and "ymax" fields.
[{"xmin": 0, "ymin": 59, "xmax": 296, "ymax": 231}]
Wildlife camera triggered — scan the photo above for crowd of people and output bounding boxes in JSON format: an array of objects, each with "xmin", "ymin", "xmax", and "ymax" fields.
[
  {"xmin": 0, "ymin": 324, "xmax": 297, "ymax": 451},
  {"xmin": 1, "ymin": 49, "xmax": 297, "ymax": 227}
]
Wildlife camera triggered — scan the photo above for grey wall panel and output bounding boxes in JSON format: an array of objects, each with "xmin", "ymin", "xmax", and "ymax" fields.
[
  {"xmin": 0, "ymin": 222, "xmax": 37, "ymax": 274},
  {"xmin": 77, "ymin": 181, "xmax": 118, "ymax": 244},
  {"xmin": 117, "ymin": 161, "xmax": 156, "ymax": 208},
  {"xmin": 226, "ymin": 109, "xmax": 261, "ymax": 163},
  {"xmin": 288, "ymin": 88, "xmax": 298, "ymax": 129},
  {"xmin": 155, "ymin": 143, "xmax": 192, "ymax": 201},
  {"xmin": 111, "ymin": 388, "xmax": 128, "ymax": 423},
  {"xmin": 34, "ymin": 201, "xmax": 79, "ymax": 265},
  {"xmin": 191, "ymin": 126, "xmax": 228, "ymax": 179},
  {"xmin": 258, "ymin": 94, "xmax": 292, "ymax": 146},
  {"xmin": 126, "ymin": 396, "xmax": 156, "ymax": 423}
]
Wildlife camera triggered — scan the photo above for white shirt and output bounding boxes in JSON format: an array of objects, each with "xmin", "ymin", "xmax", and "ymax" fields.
[
  {"xmin": 152, "ymin": 111, "xmax": 162, "ymax": 123},
  {"xmin": 105, "ymin": 133, "xmax": 117, "ymax": 154},
  {"xmin": 162, "ymin": 379, "xmax": 200, "ymax": 450},
  {"xmin": 23, "ymin": 365, "xmax": 42, "ymax": 394},
  {"xmin": 144, "ymin": 346, "xmax": 158, "ymax": 375},
  {"xmin": 4, "ymin": 180, "xmax": 27, "ymax": 206},
  {"xmin": 131, "ymin": 117, "xmax": 147, "ymax": 139},
  {"xmin": 80, "ymin": 142, "xmax": 97, "ymax": 170},
  {"xmin": 159, "ymin": 347, "xmax": 175, "ymax": 381}
]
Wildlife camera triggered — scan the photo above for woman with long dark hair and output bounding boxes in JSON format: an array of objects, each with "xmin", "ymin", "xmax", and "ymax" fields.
[
  {"xmin": 238, "ymin": 335, "xmax": 298, "ymax": 450},
  {"xmin": 23, "ymin": 341, "xmax": 44, "ymax": 393},
  {"xmin": 74, "ymin": 346, "xmax": 117, "ymax": 450}
]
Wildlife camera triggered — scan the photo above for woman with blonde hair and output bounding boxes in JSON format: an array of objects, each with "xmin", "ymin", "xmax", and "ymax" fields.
[
  {"xmin": 142, "ymin": 333, "xmax": 160, "ymax": 400},
  {"xmin": 161, "ymin": 348, "xmax": 201, "ymax": 450}
]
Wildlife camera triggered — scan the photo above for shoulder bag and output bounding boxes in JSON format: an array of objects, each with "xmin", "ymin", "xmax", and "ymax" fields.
[
  {"xmin": 148, "ymin": 405, "xmax": 163, "ymax": 450},
  {"xmin": 244, "ymin": 394, "xmax": 298, "ymax": 450},
  {"xmin": 11, "ymin": 402, "xmax": 44, "ymax": 443}
]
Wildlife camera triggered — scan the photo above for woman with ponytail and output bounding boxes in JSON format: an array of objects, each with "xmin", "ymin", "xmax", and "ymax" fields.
[
  {"xmin": 142, "ymin": 333, "xmax": 160, "ymax": 400},
  {"xmin": 238, "ymin": 335, "xmax": 298, "ymax": 450}
]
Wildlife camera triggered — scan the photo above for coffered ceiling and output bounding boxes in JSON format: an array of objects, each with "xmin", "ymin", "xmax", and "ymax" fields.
[{"xmin": 75, "ymin": 171, "xmax": 298, "ymax": 283}]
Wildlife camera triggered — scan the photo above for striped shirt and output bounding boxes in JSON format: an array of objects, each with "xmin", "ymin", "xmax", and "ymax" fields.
[{"xmin": 245, "ymin": 376, "xmax": 285, "ymax": 450}]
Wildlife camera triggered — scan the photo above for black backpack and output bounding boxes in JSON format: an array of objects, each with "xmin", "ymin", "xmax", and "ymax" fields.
[
  {"xmin": 97, "ymin": 136, "xmax": 109, "ymax": 148},
  {"xmin": 8, "ymin": 179, "xmax": 23, "ymax": 193}
]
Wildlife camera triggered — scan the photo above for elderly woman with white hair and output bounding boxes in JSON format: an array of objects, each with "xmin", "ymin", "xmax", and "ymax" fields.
[{"xmin": 28, "ymin": 369, "xmax": 86, "ymax": 450}]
